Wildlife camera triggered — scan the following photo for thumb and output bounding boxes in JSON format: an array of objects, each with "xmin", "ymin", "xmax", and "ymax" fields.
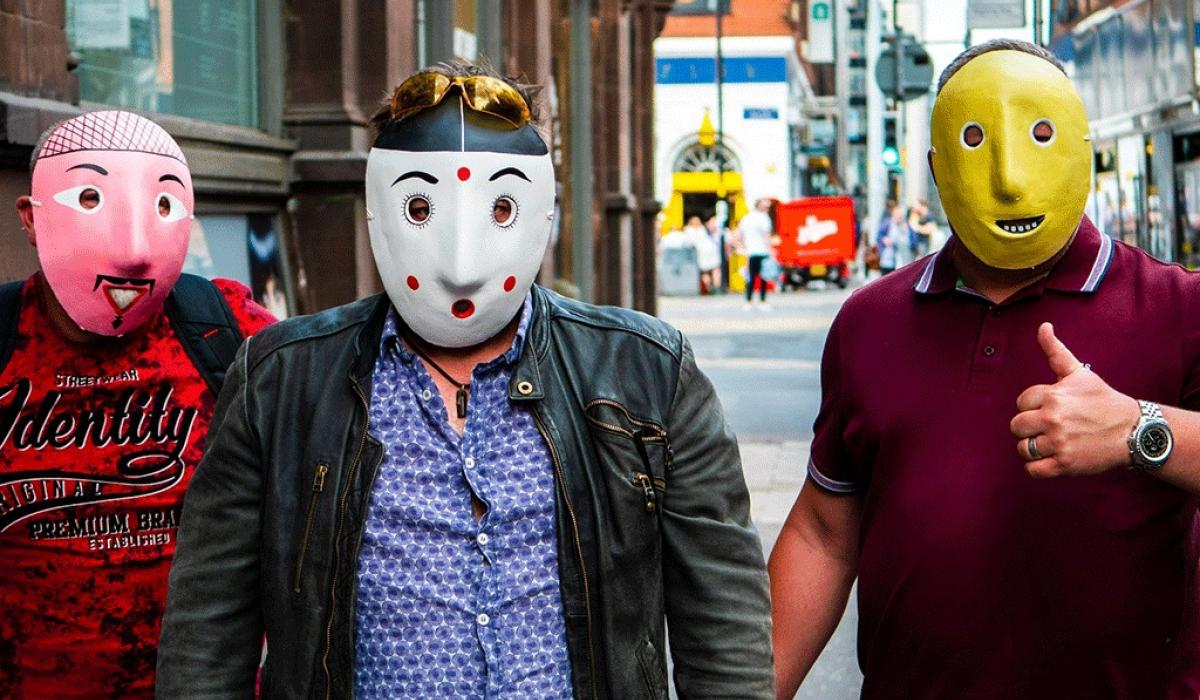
[{"xmin": 1037, "ymin": 322, "xmax": 1082, "ymax": 380}]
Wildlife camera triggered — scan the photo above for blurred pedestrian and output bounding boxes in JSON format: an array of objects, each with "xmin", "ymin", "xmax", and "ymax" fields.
[
  {"xmin": 737, "ymin": 197, "xmax": 775, "ymax": 310},
  {"xmin": 876, "ymin": 204, "xmax": 908, "ymax": 275},
  {"xmin": 684, "ymin": 215, "xmax": 720, "ymax": 294},
  {"xmin": 908, "ymin": 199, "xmax": 939, "ymax": 257},
  {"xmin": 706, "ymin": 214, "xmax": 729, "ymax": 293}
]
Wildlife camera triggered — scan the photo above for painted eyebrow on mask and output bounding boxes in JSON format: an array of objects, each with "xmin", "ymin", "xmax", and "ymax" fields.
[
  {"xmin": 66, "ymin": 163, "xmax": 109, "ymax": 176},
  {"xmin": 393, "ymin": 171, "xmax": 438, "ymax": 185},
  {"xmin": 489, "ymin": 167, "xmax": 531, "ymax": 182},
  {"xmin": 159, "ymin": 174, "xmax": 185, "ymax": 187}
]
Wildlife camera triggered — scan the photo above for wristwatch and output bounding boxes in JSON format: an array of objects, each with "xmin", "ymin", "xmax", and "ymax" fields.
[{"xmin": 1128, "ymin": 400, "xmax": 1174, "ymax": 472}]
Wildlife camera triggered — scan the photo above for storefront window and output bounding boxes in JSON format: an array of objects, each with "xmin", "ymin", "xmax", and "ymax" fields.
[
  {"xmin": 1092, "ymin": 144, "xmax": 1120, "ymax": 239},
  {"xmin": 185, "ymin": 214, "xmax": 291, "ymax": 319},
  {"xmin": 67, "ymin": 0, "xmax": 259, "ymax": 128},
  {"xmin": 1117, "ymin": 134, "xmax": 1146, "ymax": 247}
]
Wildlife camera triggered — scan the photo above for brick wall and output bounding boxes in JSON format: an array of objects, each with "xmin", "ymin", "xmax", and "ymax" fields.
[
  {"xmin": 660, "ymin": 0, "xmax": 791, "ymax": 37},
  {"xmin": 0, "ymin": 0, "xmax": 76, "ymax": 103}
]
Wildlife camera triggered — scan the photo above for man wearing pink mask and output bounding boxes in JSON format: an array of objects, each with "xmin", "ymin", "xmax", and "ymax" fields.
[
  {"xmin": 0, "ymin": 110, "xmax": 275, "ymax": 697},
  {"xmin": 157, "ymin": 65, "xmax": 773, "ymax": 699}
]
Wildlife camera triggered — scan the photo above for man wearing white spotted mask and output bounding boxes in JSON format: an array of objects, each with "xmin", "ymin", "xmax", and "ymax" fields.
[{"xmin": 158, "ymin": 64, "xmax": 774, "ymax": 699}]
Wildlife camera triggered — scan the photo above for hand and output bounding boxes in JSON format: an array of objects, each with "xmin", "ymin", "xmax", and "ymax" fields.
[{"xmin": 1009, "ymin": 322, "xmax": 1139, "ymax": 478}]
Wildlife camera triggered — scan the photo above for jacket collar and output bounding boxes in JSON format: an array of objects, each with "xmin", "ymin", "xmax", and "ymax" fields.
[
  {"xmin": 508, "ymin": 286, "xmax": 549, "ymax": 402},
  {"xmin": 350, "ymin": 294, "xmax": 393, "ymax": 385},
  {"xmin": 914, "ymin": 215, "xmax": 1114, "ymax": 296},
  {"xmin": 347, "ymin": 288, "xmax": 550, "ymax": 402}
]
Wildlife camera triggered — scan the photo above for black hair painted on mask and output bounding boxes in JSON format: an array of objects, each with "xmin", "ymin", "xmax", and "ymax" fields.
[{"xmin": 372, "ymin": 92, "xmax": 549, "ymax": 156}]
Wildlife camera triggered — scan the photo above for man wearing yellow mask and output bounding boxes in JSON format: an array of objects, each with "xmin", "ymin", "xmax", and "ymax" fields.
[{"xmin": 770, "ymin": 39, "xmax": 1200, "ymax": 698}]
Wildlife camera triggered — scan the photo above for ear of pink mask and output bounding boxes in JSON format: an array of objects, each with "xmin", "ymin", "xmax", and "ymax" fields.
[{"xmin": 30, "ymin": 149, "xmax": 194, "ymax": 336}]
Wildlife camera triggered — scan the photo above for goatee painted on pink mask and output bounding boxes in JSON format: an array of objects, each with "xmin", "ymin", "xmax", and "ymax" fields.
[{"xmin": 29, "ymin": 111, "xmax": 194, "ymax": 337}]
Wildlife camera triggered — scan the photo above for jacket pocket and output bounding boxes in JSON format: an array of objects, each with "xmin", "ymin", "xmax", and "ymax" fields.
[
  {"xmin": 636, "ymin": 637, "xmax": 668, "ymax": 699},
  {"xmin": 292, "ymin": 463, "xmax": 329, "ymax": 593},
  {"xmin": 584, "ymin": 399, "xmax": 673, "ymax": 469}
]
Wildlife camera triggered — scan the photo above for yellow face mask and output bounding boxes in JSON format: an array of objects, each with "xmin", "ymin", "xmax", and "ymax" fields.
[{"xmin": 930, "ymin": 50, "xmax": 1091, "ymax": 270}]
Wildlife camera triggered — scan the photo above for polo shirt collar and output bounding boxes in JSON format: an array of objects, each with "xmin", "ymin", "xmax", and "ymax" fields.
[{"xmin": 913, "ymin": 215, "xmax": 1114, "ymax": 296}]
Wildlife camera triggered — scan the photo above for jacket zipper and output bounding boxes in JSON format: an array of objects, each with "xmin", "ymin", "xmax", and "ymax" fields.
[
  {"xmin": 292, "ymin": 463, "xmax": 329, "ymax": 593},
  {"xmin": 583, "ymin": 398, "xmax": 668, "ymax": 439},
  {"xmin": 631, "ymin": 472, "xmax": 666, "ymax": 513},
  {"xmin": 322, "ymin": 379, "xmax": 373, "ymax": 700},
  {"xmin": 532, "ymin": 408, "xmax": 599, "ymax": 700}
]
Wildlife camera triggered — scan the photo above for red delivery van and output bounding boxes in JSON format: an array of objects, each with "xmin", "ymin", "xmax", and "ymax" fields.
[{"xmin": 773, "ymin": 196, "xmax": 856, "ymax": 289}]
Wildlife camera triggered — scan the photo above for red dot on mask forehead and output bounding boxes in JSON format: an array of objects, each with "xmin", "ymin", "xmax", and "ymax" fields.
[
  {"xmin": 503, "ymin": 276, "xmax": 517, "ymax": 292},
  {"xmin": 406, "ymin": 276, "xmax": 420, "ymax": 290},
  {"xmin": 457, "ymin": 167, "xmax": 471, "ymax": 181}
]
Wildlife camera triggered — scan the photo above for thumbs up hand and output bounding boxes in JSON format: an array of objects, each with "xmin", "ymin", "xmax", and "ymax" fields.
[{"xmin": 1010, "ymin": 323, "xmax": 1140, "ymax": 478}]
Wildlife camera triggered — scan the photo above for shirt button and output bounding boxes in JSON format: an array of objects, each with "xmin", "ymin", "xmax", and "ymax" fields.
[
  {"xmin": 476, "ymin": 532, "xmax": 490, "ymax": 546},
  {"xmin": 476, "ymin": 613, "xmax": 490, "ymax": 626},
  {"xmin": 991, "ymin": 308, "xmax": 1002, "ymax": 317},
  {"xmin": 464, "ymin": 457, "xmax": 476, "ymax": 469},
  {"xmin": 420, "ymin": 389, "xmax": 433, "ymax": 401},
  {"xmin": 983, "ymin": 345, "xmax": 996, "ymax": 356}
]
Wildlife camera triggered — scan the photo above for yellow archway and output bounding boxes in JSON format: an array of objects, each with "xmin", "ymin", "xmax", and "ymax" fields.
[{"xmin": 663, "ymin": 171, "xmax": 751, "ymax": 292}]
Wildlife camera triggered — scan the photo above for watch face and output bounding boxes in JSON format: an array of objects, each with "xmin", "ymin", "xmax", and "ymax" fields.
[{"xmin": 1139, "ymin": 425, "xmax": 1172, "ymax": 461}]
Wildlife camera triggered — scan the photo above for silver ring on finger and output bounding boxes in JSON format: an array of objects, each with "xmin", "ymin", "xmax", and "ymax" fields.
[{"xmin": 1027, "ymin": 435, "xmax": 1043, "ymax": 461}]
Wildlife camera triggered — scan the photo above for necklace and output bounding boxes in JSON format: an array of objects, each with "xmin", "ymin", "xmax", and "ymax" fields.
[{"xmin": 405, "ymin": 336, "xmax": 471, "ymax": 419}]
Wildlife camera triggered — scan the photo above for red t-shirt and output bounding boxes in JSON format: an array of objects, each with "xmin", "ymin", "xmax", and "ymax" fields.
[
  {"xmin": 0, "ymin": 275, "xmax": 275, "ymax": 698},
  {"xmin": 809, "ymin": 219, "xmax": 1200, "ymax": 698}
]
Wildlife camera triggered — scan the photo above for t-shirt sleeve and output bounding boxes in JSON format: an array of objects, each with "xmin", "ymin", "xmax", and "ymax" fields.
[
  {"xmin": 1183, "ymin": 272, "xmax": 1200, "ymax": 411},
  {"xmin": 211, "ymin": 278, "xmax": 278, "ymax": 337},
  {"xmin": 807, "ymin": 312, "xmax": 862, "ymax": 494}
]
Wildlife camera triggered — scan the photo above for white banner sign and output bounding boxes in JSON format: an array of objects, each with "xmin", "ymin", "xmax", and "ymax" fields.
[
  {"xmin": 806, "ymin": 0, "xmax": 834, "ymax": 64},
  {"xmin": 967, "ymin": 0, "xmax": 1026, "ymax": 29}
]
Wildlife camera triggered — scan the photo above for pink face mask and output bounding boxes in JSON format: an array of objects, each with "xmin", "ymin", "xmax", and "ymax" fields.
[{"xmin": 28, "ymin": 111, "xmax": 193, "ymax": 336}]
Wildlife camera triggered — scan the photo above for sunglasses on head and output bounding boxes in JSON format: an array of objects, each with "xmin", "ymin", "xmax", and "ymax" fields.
[{"xmin": 388, "ymin": 72, "xmax": 532, "ymax": 129}]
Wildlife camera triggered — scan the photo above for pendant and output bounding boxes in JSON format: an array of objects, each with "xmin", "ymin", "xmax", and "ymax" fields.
[{"xmin": 456, "ymin": 387, "xmax": 469, "ymax": 419}]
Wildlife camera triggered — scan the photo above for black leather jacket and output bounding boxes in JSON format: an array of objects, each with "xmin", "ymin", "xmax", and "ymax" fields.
[{"xmin": 156, "ymin": 286, "xmax": 773, "ymax": 699}]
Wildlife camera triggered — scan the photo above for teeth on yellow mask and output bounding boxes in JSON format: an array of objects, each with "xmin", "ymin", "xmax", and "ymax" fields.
[{"xmin": 930, "ymin": 50, "xmax": 1091, "ymax": 270}]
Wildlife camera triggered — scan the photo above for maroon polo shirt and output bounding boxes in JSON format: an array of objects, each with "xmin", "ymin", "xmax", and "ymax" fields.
[{"xmin": 810, "ymin": 217, "xmax": 1200, "ymax": 699}]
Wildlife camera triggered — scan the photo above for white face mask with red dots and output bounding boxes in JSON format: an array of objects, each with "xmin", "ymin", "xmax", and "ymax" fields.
[{"xmin": 365, "ymin": 148, "xmax": 555, "ymax": 349}]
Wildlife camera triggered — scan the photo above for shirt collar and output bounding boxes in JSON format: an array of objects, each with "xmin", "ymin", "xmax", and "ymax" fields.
[
  {"xmin": 380, "ymin": 293, "xmax": 534, "ymax": 366},
  {"xmin": 914, "ymin": 216, "xmax": 1113, "ymax": 296}
]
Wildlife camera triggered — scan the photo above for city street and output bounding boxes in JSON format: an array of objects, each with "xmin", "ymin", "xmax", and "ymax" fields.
[{"xmin": 659, "ymin": 285, "xmax": 863, "ymax": 699}]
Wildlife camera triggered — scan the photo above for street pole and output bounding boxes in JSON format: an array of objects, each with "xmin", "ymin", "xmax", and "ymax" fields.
[
  {"xmin": 570, "ymin": 0, "xmax": 594, "ymax": 302},
  {"xmin": 892, "ymin": 0, "xmax": 901, "ymax": 109},
  {"xmin": 866, "ymin": 0, "xmax": 886, "ymax": 233},
  {"xmin": 1033, "ymin": 0, "xmax": 1044, "ymax": 46},
  {"xmin": 834, "ymin": 0, "xmax": 851, "ymax": 197},
  {"xmin": 714, "ymin": 0, "xmax": 726, "ymax": 203},
  {"xmin": 892, "ymin": 0, "xmax": 903, "ymax": 208}
]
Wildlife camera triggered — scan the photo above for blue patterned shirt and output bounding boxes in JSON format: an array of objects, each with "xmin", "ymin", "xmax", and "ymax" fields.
[{"xmin": 354, "ymin": 297, "xmax": 574, "ymax": 699}]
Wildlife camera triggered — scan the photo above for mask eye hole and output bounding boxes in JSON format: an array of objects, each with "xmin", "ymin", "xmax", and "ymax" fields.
[
  {"xmin": 404, "ymin": 195, "xmax": 432, "ymax": 226},
  {"xmin": 961, "ymin": 122, "xmax": 985, "ymax": 149},
  {"xmin": 492, "ymin": 196, "xmax": 518, "ymax": 228},
  {"xmin": 51, "ymin": 185, "xmax": 104, "ymax": 214},
  {"xmin": 1031, "ymin": 119, "xmax": 1056, "ymax": 146},
  {"xmin": 156, "ymin": 192, "xmax": 189, "ymax": 222}
]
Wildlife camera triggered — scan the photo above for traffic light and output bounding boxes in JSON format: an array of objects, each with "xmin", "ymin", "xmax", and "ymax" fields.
[{"xmin": 882, "ymin": 115, "xmax": 901, "ymax": 172}]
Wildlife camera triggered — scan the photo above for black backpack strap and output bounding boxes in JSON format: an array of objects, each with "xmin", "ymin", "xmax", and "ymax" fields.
[
  {"xmin": 165, "ymin": 274, "xmax": 244, "ymax": 396},
  {"xmin": 0, "ymin": 280, "xmax": 24, "ymax": 375}
]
